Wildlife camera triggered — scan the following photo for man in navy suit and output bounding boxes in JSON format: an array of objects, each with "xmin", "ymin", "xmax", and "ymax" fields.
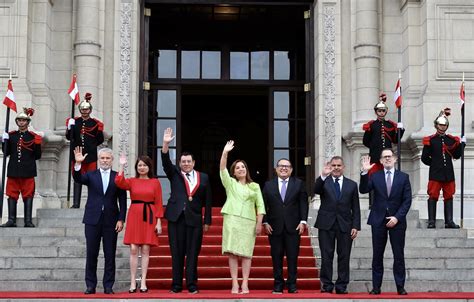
[
  {"xmin": 262, "ymin": 158, "xmax": 308, "ymax": 294},
  {"xmin": 161, "ymin": 128, "xmax": 212, "ymax": 294},
  {"xmin": 314, "ymin": 156, "xmax": 360, "ymax": 294},
  {"xmin": 360, "ymin": 149, "xmax": 412, "ymax": 295},
  {"xmin": 73, "ymin": 146, "xmax": 127, "ymax": 295}
]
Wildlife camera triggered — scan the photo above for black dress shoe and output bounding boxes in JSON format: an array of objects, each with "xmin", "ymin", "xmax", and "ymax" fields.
[
  {"xmin": 320, "ymin": 288, "xmax": 333, "ymax": 293},
  {"xmin": 288, "ymin": 287, "xmax": 298, "ymax": 294},
  {"xmin": 188, "ymin": 287, "xmax": 199, "ymax": 294},
  {"xmin": 336, "ymin": 289, "xmax": 348, "ymax": 294},
  {"xmin": 272, "ymin": 288, "xmax": 283, "ymax": 294},
  {"xmin": 369, "ymin": 288, "xmax": 381, "ymax": 295},
  {"xmin": 397, "ymin": 286, "xmax": 408, "ymax": 295},
  {"xmin": 84, "ymin": 288, "xmax": 95, "ymax": 294},
  {"xmin": 104, "ymin": 288, "xmax": 114, "ymax": 294},
  {"xmin": 169, "ymin": 287, "xmax": 182, "ymax": 293}
]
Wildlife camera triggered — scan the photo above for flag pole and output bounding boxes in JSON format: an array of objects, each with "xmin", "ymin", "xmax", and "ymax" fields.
[
  {"xmin": 460, "ymin": 72, "xmax": 465, "ymax": 228},
  {"xmin": 66, "ymin": 74, "xmax": 77, "ymax": 206},
  {"xmin": 1, "ymin": 69, "xmax": 13, "ymax": 218},
  {"xmin": 397, "ymin": 70, "xmax": 402, "ymax": 171}
]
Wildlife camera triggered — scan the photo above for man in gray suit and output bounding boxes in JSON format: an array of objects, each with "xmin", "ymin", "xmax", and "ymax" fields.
[{"xmin": 314, "ymin": 156, "xmax": 361, "ymax": 294}]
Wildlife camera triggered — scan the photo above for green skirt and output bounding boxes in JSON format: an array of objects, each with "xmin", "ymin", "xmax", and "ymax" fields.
[{"xmin": 222, "ymin": 214, "xmax": 257, "ymax": 258}]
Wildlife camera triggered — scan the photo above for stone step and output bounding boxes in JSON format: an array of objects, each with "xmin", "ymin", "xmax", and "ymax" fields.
[
  {"xmin": 350, "ymin": 237, "xmax": 474, "ymax": 248},
  {"xmin": 309, "ymin": 228, "xmax": 468, "ymax": 238},
  {"xmin": 0, "ymin": 280, "xmax": 129, "ymax": 292},
  {"xmin": 1, "ymin": 257, "xmax": 130, "ymax": 270},
  {"xmin": 349, "ymin": 257, "xmax": 474, "ymax": 270},
  {"xmin": 0, "ymin": 246, "xmax": 130, "ymax": 258},
  {"xmin": 0, "ymin": 268, "xmax": 131, "ymax": 281},
  {"xmin": 347, "ymin": 280, "xmax": 474, "ymax": 292},
  {"xmin": 350, "ymin": 269, "xmax": 474, "ymax": 281},
  {"xmin": 37, "ymin": 208, "xmax": 85, "ymax": 219},
  {"xmin": 349, "ymin": 247, "xmax": 474, "ymax": 259}
]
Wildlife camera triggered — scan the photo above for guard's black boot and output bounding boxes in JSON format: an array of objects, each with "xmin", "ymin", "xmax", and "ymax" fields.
[
  {"xmin": 444, "ymin": 200, "xmax": 460, "ymax": 229},
  {"xmin": 427, "ymin": 199, "xmax": 437, "ymax": 228},
  {"xmin": 23, "ymin": 197, "xmax": 35, "ymax": 227},
  {"xmin": 1, "ymin": 198, "xmax": 17, "ymax": 227},
  {"xmin": 70, "ymin": 182, "xmax": 82, "ymax": 208}
]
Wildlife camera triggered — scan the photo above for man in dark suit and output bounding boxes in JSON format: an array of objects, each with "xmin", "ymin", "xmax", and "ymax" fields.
[
  {"xmin": 262, "ymin": 158, "xmax": 308, "ymax": 294},
  {"xmin": 314, "ymin": 156, "xmax": 360, "ymax": 294},
  {"xmin": 360, "ymin": 149, "xmax": 412, "ymax": 295},
  {"xmin": 161, "ymin": 128, "xmax": 212, "ymax": 294},
  {"xmin": 73, "ymin": 146, "xmax": 127, "ymax": 295}
]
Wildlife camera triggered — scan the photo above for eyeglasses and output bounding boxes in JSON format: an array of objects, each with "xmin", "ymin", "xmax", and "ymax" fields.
[{"xmin": 277, "ymin": 164, "xmax": 292, "ymax": 169}]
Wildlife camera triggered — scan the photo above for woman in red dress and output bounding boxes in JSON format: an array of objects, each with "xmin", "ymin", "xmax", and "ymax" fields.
[{"xmin": 115, "ymin": 155, "xmax": 163, "ymax": 293}]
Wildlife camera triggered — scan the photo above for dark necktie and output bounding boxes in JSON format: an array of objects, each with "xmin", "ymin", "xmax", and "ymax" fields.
[
  {"xmin": 185, "ymin": 172, "xmax": 192, "ymax": 183},
  {"xmin": 334, "ymin": 177, "xmax": 341, "ymax": 200},
  {"xmin": 280, "ymin": 179, "xmax": 287, "ymax": 202}
]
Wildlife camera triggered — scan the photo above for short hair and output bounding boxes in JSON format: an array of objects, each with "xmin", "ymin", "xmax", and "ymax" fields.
[
  {"xmin": 329, "ymin": 156, "xmax": 344, "ymax": 164},
  {"xmin": 276, "ymin": 158, "xmax": 292, "ymax": 167},
  {"xmin": 98, "ymin": 148, "xmax": 113, "ymax": 158},
  {"xmin": 179, "ymin": 151, "xmax": 195, "ymax": 161},
  {"xmin": 380, "ymin": 148, "xmax": 396, "ymax": 157},
  {"xmin": 135, "ymin": 155, "xmax": 155, "ymax": 178}
]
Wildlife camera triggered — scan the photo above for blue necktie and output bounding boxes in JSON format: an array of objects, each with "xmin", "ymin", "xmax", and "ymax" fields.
[
  {"xmin": 280, "ymin": 180, "xmax": 287, "ymax": 202},
  {"xmin": 334, "ymin": 177, "xmax": 341, "ymax": 200}
]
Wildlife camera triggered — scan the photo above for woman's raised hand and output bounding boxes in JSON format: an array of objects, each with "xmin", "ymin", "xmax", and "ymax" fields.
[
  {"xmin": 119, "ymin": 153, "xmax": 127, "ymax": 166},
  {"xmin": 223, "ymin": 140, "xmax": 234, "ymax": 153}
]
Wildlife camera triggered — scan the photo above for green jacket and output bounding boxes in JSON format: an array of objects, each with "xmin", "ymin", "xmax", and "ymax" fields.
[{"xmin": 220, "ymin": 169, "xmax": 266, "ymax": 221}]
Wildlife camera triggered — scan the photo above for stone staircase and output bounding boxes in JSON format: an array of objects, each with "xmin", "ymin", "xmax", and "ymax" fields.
[
  {"xmin": 0, "ymin": 209, "xmax": 130, "ymax": 291},
  {"xmin": 308, "ymin": 208, "xmax": 474, "ymax": 292},
  {"xmin": 1, "ymin": 207, "xmax": 474, "ymax": 292}
]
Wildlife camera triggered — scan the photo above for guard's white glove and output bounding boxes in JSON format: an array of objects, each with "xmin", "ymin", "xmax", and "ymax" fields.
[
  {"xmin": 461, "ymin": 136, "xmax": 467, "ymax": 144},
  {"xmin": 2, "ymin": 132, "xmax": 9, "ymax": 142},
  {"xmin": 397, "ymin": 122, "xmax": 404, "ymax": 129},
  {"xmin": 67, "ymin": 118, "xmax": 75, "ymax": 130}
]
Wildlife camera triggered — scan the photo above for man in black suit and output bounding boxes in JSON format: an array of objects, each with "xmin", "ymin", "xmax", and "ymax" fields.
[
  {"xmin": 73, "ymin": 146, "xmax": 127, "ymax": 295},
  {"xmin": 360, "ymin": 149, "xmax": 412, "ymax": 295},
  {"xmin": 161, "ymin": 128, "xmax": 212, "ymax": 294},
  {"xmin": 314, "ymin": 156, "xmax": 360, "ymax": 294},
  {"xmin": 262, "ymin": 158, "xmax": 308, "ymax": 294}
]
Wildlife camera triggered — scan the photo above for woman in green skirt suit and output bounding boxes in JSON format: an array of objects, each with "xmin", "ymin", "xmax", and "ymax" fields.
[{"xmin": 220, "ymin": 140, "xmax": 266, "ymax": 294}]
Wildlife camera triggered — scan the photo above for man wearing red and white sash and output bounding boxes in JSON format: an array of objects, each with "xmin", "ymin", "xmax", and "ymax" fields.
[
  {"xmin": 161, "ymin": 128, "xmax": 212, "ymax": 294},
  {"xmin": 1, "ymin": 108, "xmax": 42, "ymax": 227}
]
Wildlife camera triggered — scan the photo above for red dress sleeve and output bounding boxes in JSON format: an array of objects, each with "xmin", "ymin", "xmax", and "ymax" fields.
[
  {"xmin": 154, "ymin": 179, "xmax": 164, "ymax": 218},
  {"xmin": 115, "ymin": 173, "xmax": 131, "ymax": 190}
]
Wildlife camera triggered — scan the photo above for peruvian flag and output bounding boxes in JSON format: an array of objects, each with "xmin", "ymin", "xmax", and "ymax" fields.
[
  {"xmin": 460, "ymin": 81, "xmax": 465, "ymax": 109},
  {"xmin": 3, "ymin": 80, "xmax": 17, "ymax": 112},
  {"xmin": 68, "ymin": 74, "xmax": 80, "ymax": 105},
  {"xmin": 393, "ymin": 79, "xmax": 402, "ymax": 108}
]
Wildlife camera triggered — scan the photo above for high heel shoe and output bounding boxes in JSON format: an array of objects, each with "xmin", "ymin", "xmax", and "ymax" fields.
[
  {"xmin": 128, "ymin": 288, "xmax": 137, "ymax": 293},
  {"xmin": 140, "ymin": 288, "xmax": 148, "ymax": 293},
  {"xmin": 231, "ymin": 286, "xmax": 239, "ymax": 294}
]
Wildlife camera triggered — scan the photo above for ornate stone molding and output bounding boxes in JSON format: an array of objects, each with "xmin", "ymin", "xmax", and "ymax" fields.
[
  {"xmin": 323, "ymin": 4, "xmax": 336, "ymax": 160},
  {"xmin": 119, "ymin": 1, "xmax": 132, "ymax": 172}
]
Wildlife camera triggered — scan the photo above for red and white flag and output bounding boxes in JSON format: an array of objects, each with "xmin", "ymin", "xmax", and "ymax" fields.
[
  {"xmin": 460, "ymin": 81, "xmax": 465, "ymax": 109},
  {"xmin": 393, "ymin": 79, "xmax": 402, "ymax": 108},
  {"xmin": 68, "ymin": 74, "xmax": 80, "ymax": 105},
  {"xmin": 3, "ymin": 80, "xmax": 17, "ymax": 112}
]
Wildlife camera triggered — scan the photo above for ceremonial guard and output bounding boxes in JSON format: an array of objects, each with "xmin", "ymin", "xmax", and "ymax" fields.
[
  {"xmin": 66, "ymin": 93, "xmax": 104, "ymax": 208},
  {"xmin": 1, "ymin": 108, "xmax": 42, "ymax": 227},
  {"xmin": 363, "ymin": 93, "xmax": 405, "ymax": 207},
  {"xmin": 421, "ymin": 108, "xmax": 464, "ymax": 229}
]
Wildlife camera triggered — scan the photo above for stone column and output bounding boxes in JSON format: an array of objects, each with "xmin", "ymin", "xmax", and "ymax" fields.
[
  {"xmin": 74, "ymin": 0, "xmax": 101, "ymax": 104},
  {"xmin": 354, "ymin": 0, "xmax": 380, "ymax": 128}
]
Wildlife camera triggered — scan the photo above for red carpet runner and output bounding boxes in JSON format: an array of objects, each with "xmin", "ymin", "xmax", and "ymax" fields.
[{"xmin": 148, "ymin": 207, "xmax": 319, "ymax": 290}]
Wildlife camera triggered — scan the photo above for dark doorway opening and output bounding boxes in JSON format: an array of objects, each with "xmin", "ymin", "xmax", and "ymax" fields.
[{"xmin": 181, "ymin": 91, "xmax": 269, "ymax": 206}]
